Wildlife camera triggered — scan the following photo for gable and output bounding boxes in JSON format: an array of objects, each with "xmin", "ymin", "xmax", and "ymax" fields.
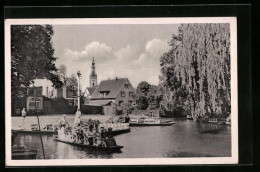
[{"xmin": 91, "ymin": 78, "xmax": 133, "ymax": 99}]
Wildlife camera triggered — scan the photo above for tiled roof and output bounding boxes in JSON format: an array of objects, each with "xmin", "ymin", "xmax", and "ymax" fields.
[
  {"xmin": 91, "ymin": 78, "xmax": 128, "ymax": 99},
  {"xmin": 88, "ymin": 100, "xmax": 114, "ymax": 106},
  {"xmin": 86, "ymin": 86, "xmax": 97, "ymax": 96}
]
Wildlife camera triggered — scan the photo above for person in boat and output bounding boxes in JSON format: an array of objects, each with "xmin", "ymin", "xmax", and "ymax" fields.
[
  {"xmin": 58, "ymin": 114, "xmax": 69, "ymax": 128},
  {"xmin": 93, "ymin": 127, "xmax": 102, "ymax": 146},
  {"xmin": 107, "ymin": 127, "xmax": 113, "ymax": 139},
  {"xmin": 78, "ymin": 129, "xmax": 85, "ymax": 144},
  {"xmin": 87, "ymin": 125, "xmax": 95, "ymax": 145},
  {"xmin": 105, "ymin": 128, "xmax": 117, "ymax": 147},
  {"xmin": 100, "ymin": 127, "xmax": 107, "ymax": 147},
  {"xmin": 83, "ymin": 127, "xmax": 89, "ymax": 145},
  {"xmin": 125, "ymin": 114, "xmax": 130, "ymax": 123},
  {"xmin": 95, "ymin": 120, "xmax": 100, "ymax": 129}
]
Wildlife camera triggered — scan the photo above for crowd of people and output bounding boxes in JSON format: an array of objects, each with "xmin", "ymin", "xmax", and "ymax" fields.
[{"xmin": 57, "ymin": 115, "xmax": 116, "ymax": 147}]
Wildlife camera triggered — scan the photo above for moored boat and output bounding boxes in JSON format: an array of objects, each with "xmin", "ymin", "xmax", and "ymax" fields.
[
  {"xmin": 12, "ymin": 123, "xmax": 131, "ymax": 136},
  {"xmin": 12, "ymin": 124, "xmax": 58, "ymax": 135},
  {"xmin": 99, "ymin": 122, "xmax": 131, "ymax": 136},
  {"xmin": 129, "ymin": 115, "xmax": 176, "ymax": 126}
]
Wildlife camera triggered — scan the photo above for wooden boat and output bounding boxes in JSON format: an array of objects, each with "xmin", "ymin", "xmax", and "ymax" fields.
[
  {"xmin": 54, "ymin": 138, "xmax": 123, "ymax": 152},
  {"xmin": 12, "ymin": 124, "xmax": 58, "ymax": 135},
  {"xmin": 12, "ymin": 146, "xmax": 37, "ymax": 159},
  {"xmin": 129, "ymin": 116, "xmax": 176, "ymax": 126},
  {"xmin": 129, "ymin": 121, "xmax": 176, "ymax": 126},
  {"xmin": 12, "ymin": 124, "xmax": 130, "ymax": 136},
  {"xmin": 186, "ymin": 115, "xmax": 194, "ymax": 120}
]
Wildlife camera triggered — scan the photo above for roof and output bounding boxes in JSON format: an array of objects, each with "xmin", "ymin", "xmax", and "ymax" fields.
[
  {"xmin": 87, "ymin": 100, "xmax": 115, "ymax": 106},
  {"xmin": 91, "ymin": 78, "xmax": 129, "ymax": 99},
  {"xmin": 86, "ymin": 86, "xmax": 97, "ymax": 96}
]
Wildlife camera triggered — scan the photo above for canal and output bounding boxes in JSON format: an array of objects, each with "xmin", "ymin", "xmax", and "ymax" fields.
[{"xmin": 11, "ymin": 115, "xmax": 231, "ymax": 159}]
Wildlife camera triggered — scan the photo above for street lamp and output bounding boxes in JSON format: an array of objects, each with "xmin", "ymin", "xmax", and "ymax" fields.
[
  {"xmin": 74, "ymin": 71, "xmax": 82, "ymax": 126},
  {"xmin": 76, "ymin": 71, "xmax": 81, "ymax": 111}
]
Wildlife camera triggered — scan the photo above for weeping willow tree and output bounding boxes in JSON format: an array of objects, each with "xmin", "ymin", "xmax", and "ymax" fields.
[{"xmin": 160, "ymin": 23, "xmax": 231, "ymax": 120}]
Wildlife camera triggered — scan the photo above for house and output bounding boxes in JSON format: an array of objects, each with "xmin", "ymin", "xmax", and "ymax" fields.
[
  {"xmin": 90, "ymin": 77, "xmax": 135, "ymax": 107},
  {"xmin": 50, "ymin": 85, "xmax": 77, "ymax": 106},
  {"xmin": 83, "ymin": 85, "xmax": 98, "ymax": 104},
  {"xmin": 26, "ymin": 86, "xmax": 50, "ymax": 114}
]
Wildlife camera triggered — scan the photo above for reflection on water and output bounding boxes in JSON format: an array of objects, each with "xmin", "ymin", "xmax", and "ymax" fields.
[{"xmin": 12, "ymin": 115, "xmax": 231, "ymax": 159}]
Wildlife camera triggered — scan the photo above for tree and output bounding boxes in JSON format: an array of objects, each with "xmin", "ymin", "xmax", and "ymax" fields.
[
  {"xmin": 57, "ymin": 64, "xmax": 67, "ymax": 84},
  {"xmin": 135, "ymin": 81, "xmax": 151, "ymax": 110},
  {"xmin": 135, "ymin": 81, "xmax": 163, "ymax": 110},
  {"xmin": 66, "ymin": 74, "xmax": 78, "ymax": 97},
  {"xmin": 160, "ymin": 23, "xmax": 231, "ymax": 119},
  {"xmin": 120, "ymin": 101, "xmax": 134, "ymax": 112},
  {"xmin": 11, "ymin": 25, "xmax": 63, "ymax": 103}
]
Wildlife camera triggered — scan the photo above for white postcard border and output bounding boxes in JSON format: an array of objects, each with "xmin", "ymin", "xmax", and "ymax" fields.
[{"xmin": 5, "ymin": 17, "xmax": 238, "ymax": 166}]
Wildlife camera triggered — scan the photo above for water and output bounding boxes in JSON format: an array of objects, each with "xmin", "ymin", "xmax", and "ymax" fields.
[{"xmin": 11, "ymin": 115, "xmax": 231, "ymax": 159}]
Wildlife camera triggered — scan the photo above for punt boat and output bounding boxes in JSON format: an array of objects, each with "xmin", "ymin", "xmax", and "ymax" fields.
[{"xmin": 54, "ymin": 137, "xmax": 123, "ymax": 152}]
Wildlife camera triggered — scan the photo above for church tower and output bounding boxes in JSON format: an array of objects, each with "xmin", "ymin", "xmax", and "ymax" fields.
[{"xmin": 89, "ymin": 57, "xmax": 97, "ymax": 87}]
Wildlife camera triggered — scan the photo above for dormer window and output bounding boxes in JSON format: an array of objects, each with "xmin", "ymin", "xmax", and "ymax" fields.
[
  {"xmin": 125, "ymin": 84, "xmax": 129, "ymax": 88},
  {"xmin": 100, "ymin": 91, "xmax": 110, "ymax": 98}
]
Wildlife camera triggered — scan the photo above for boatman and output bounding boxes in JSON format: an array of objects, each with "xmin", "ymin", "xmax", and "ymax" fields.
[
  {"xmin": 59, "ymin": 114, "xmax": 69, "ymax": 128},
  {"xmin": 125, "ymin": 111, "xmax": 130, "ymax": 123}
]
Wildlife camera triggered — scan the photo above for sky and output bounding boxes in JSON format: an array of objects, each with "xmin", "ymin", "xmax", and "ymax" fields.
[{"xmin": 35, "ymin": 24, "xmax": 179, "ymax": 90}]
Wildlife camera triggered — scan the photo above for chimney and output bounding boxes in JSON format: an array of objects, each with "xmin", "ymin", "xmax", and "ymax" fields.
[
  {"xmin": 115, "ymin": 77, "xmax": 118, "ymax": 81},
  {"xmin": 46, "ymin": 87, "xmax": 48, "ymax": 98}
]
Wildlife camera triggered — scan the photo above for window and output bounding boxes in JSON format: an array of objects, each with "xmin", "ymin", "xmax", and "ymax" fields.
[
  {"xmin": 29, "ymin": 98, "xmax": 41, "ymax": 109},
  {"xmin": 100, "ymin": 91, "xmax": 110, "ymax": 98},
  {"xmin": 121, "ymin": 91, "xmax": 125, "ymax": 97},
  {"xmin": 129, "ymin": 92, "xmax": 133, "ymax": 97},
  {"xmin": 125, "ymin": 84, "xmax": 129, "ymax": 88}
]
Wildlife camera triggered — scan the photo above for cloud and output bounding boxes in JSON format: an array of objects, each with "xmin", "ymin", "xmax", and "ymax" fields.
[
  {"xmin": 134, "ymin": 39, "xmax": 171, "ymax": 67},
  {"xmin": 55, "ymin": 39, "xmax": 171, "ymax": 89},
  {"xmin": 61, "ymin": 41, "xmax": 116, "ymax": 64},
  {"xmin": 114, "ymin": 44, "xmax": 140, "ymax": 62}
]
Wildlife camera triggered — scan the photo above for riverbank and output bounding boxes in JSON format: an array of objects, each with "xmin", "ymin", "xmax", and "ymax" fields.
[{"xmin": 11, "ymin": 115, "xmax": 231, "ymax": 159}]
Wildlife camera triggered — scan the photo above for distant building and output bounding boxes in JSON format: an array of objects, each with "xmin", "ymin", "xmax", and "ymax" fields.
[
  {"xmin": 51, "ymin": 85, "xmax": 77, "ymax": 106},
  {"xmin": 26, "ymin": 86, "xmax": 45, "ymax": 113},
  {"xmin": 90, "ymin": 77, "xmax": 135, "ymax": 106},
  {"xmin": 83, "ymin": 85, "xmax": 98, "ymax": 105},
  {"xmin": 89, "ymin": 57, "xmax": 97, "ymax": 87}
]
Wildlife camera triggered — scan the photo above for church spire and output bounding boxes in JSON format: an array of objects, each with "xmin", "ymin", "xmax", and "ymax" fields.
[{"xmin": 90, "ymin": 56, "xmax": 97, "ymax": 87}]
